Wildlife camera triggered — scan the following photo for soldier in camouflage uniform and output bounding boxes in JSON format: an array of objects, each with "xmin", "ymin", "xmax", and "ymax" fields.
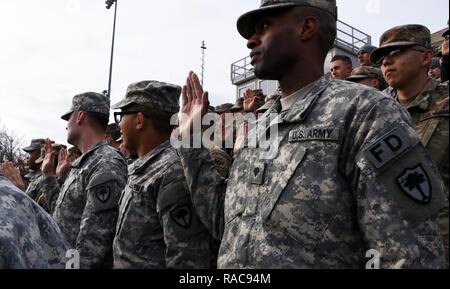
[
  {"xmin": 38, "ymin": 92, "xmax": 127, "ymax": 268},
  {"xmin": 371, "ymin": 24, "xmax": 449, "ymax": 264},
  {"xmin": 346, "ymin": 66, "xmax": 387, "ymax": 90},
  {"xmin": 175, "ymin": 0, "xmax": 447, "ymax": 268},
  {"xmin": 112, "ymin": 81, "xmax": 212, "ymax": 269},
  {"xmin": 0, "ymin": 171, "xmax": 68, "ymax": 268},
  {"xmin": 357, "ymin": 44, "xmax": 378, "ymax": 67},
  {"xmin": 22, "ymin": 139, "xmax": 47, "ymax": 190}
]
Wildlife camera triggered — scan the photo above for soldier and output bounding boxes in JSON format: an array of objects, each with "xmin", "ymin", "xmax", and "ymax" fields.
[
  {"xmin": 106, "ymin": 123, "xmax": 122, "ymax": 150},
  {"xmin": 215, "ymin": 103, "xmax": 235, "ymax": 158},
  {"xmin": 357, "ymin": 45, "xmax": 378, "ymax": 67},
  {"xmin": 439, "ymin": 24, "xmax": 449, "ymax": 83},
  {"xmin": 330, "ymin": 55, "xmax": 353, "ymax": 80},
  {"xmin": 22, "ymin": 139, "xmax": 47, "ymax": 191},
  {"xmin": 371, "ymin": 24, "xmax": 449, "ymax": 263},
  {"xmin": 112, "ymin": 81, "xmax": 212, "ymax": 269},
  {"xmin": 0, "ymin": 170, "xmax": 68, "ymax": 268},
  {"xmin": 175, "ymin": 0, "xmax": 447, "ymax": 268},
  {"xmin": 428, "ymin": 57, "xmax": 441, "ymax": 81},
  {"xmin": 346, "ymin": 66, "xmax": 387, "ymax": 90},
  {"xmin": 38, "ymin": 92, "xmax": 127, "ymax": 268}
]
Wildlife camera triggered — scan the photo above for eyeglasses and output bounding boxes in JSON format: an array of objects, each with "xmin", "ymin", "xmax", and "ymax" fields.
[
  {"xmin": 377, "ymin": 46, "xmax": 428, "ymax": 65},
  {"xmin": 114, "ymin": 111, "xmax": 148, "ymax": 124},
  {"xmin": 445, "ymin": 35, "xmax": 449, "ymax": 41}
]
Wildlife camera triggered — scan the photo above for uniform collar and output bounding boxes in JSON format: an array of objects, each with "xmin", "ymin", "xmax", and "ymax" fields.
[
  {"xmin": 72, "ymin": 141, "xmax": 107, "ymax": 168},
  {"xmin": 128, "ymin": 140, "xmax": 171, "ymax": 175},
  {"xmin": 282, "ymin": 74, "xmax": 331, "ymax": 123},
  {"xmin": 392, "ymin": 78, "xmax": 439, "ymax": 111}
]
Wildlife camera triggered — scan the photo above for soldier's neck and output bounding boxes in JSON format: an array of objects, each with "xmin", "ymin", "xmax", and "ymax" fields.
[
  {"xmin": 78, "ymin": 132, "xmax": 105, "ymax": 154},
  {"xmin": 279, "ymin": 66, "xmax": 323, "ymax": 97},
  {"xmin": 396, "ymin": 74, "xmax": 429, "ymax": 103},
  {"xmin": 137, "ymin": 133, "xmax": 169, "ymax": 159}
]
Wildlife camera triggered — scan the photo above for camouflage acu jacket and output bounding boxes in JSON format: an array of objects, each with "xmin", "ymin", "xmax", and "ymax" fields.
[
  {"xmin": 40, "ymin": 141, "xmax": 127, "ymax": 268},
  {"xmin": 113, "ymin": 141, "xmax": 211, "ymax": 269},
  {"xmin": 385, "ymin": 79, "xmax": 449, "ymax": 194},
  {"xmin": 0, "ymin": 175, "xmax": 68, "ymax": 268},
  {"xmin": 178, "ymin": 74, "xmax": 447, "ymax": 269}
]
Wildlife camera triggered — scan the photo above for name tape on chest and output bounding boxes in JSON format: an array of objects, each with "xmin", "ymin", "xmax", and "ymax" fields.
[
  {"xmin": 365, "ymin": 127, "xmax": 415, "ymax": 169},
  {"xmin": 289, "ymin": 127, "xmax": 339, "ymax": 142}
]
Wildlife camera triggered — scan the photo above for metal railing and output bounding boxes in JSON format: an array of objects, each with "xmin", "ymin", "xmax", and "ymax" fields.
[{"xmin": 231, "ymin": 20, "xmax": 371, "ymax": 84}]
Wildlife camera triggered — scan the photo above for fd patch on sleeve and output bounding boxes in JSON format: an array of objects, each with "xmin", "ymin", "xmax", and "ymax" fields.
[{"xmin": 360, "ymin": 125, "xmax": 447, "ymax": 224}]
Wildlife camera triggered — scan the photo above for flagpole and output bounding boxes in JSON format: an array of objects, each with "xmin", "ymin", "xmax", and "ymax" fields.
[{"xmin": 106, "ymin": 0, "xmax": 117, "ymax": 97}]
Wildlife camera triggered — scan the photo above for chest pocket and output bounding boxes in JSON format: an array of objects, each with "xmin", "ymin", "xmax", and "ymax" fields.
[
  {"xmin": 56, "ymin": 172, "xmax": 80, "ymax": 209},
  {"xmin": 260, "ymin": 144, "xmax": 307, "ymax": 220},
  {"xmin": 116, "ymin": 183, "xmax": 143, "ymax": 236}
]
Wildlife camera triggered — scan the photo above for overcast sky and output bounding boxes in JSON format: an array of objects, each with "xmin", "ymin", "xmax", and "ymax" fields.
[{"xmin": 0, "ymin": 0, "xmax": 448, "ymax": 147}]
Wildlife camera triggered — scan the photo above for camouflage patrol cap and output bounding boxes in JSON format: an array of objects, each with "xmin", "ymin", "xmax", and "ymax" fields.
[
  {"xmin": 346, "ymin": 66, "xmax": 384, "ymax": 82},
  {"xmin": 370, "ymin": 24, "xmax": 432, "ymax": 64},
  {"xmin": 23, "ymin": 139, "xmax": 49, "ymax": 153},
  {"xmin": 61, "ymin": 92, "xmax": 110, "ymax": 121},
  {"xmin": 237, "ymin": 0, "xmax": 338, "ymax": 39},
  {"xmin": 357, "ymin": 45, "xmax": 377, "ymax": 55},
  {"xmin": 106, "ymin": 123, "xmax": 121, "ymax": 141},
  {"xmin": 68, "ymin": 146, "xmax": 82, "ymax": 157},
  {"xmin": 215, "ymin": 103, "xmax": 234, "ymax": 114},
  {"xmin": 430, "ymin": 57, "xmax": 441, "ymax": 69},
  {"xmin": 230, "ymin": 97, "xmax": 244, "ymax": 112},
  {"xmin": 35, "ymin": 143, "xmax": 67, "ymax": 164},
  {"xmin": 112, "ymin": 80, "xmax": 181, "ymax": 114}
]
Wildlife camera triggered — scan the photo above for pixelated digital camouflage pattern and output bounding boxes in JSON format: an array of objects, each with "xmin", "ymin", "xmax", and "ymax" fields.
[
  {"xmin": 113, "ymin": 141, "xmax": 211, "ymax": 269},
  {"xmin": 61, "ymin": 92, "xmax": 110, "ymax": 120},
  {"xmin": 112, "ymin": 80, "xmax": 181, "ymax": 114},
  {"xmin": 178, "ymin": 74, "xmax": 447, "ymax": 269},
  {"xmin": 386, "ymin": 78, "xmax": 449, "ymax": 262},
  {"xmin": 39, "ymin": 141, "xmax": 127, "ymax": 268},
  {"xmin": 0, "ymin": 175, "xmax": 68, "ymax": 269},
  {"xmin": 25, "ymin": 172, "xmax": 50, "ymax": 213}
]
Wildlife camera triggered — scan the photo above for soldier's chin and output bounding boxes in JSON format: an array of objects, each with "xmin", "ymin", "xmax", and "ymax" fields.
[{"xmin": 254, "ymin": 65, "xmax": 279, "ymax": 81}]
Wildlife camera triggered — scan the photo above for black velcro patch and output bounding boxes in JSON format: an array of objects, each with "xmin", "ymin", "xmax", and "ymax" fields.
[
  {"xmin": 396, "ymin": 164, "xmax": 432, "ymax": 204},
  {"xmin": 170, "ymin": 205, "xmax": 192, "ymax": 229},
  {"xmin": 95, "ymin": 185, "xmax": 111, "ymax": 203},
  {"xmin": 364, "ymin": 127, "xmax": 415, "ymax": 170}
]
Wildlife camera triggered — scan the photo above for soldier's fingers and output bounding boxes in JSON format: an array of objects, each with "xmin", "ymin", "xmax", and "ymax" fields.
[
  {"xmin": 190, "ymin": 72, "xmax": 204, "ymax": 101},
  {"xmin": 181, "ymin": 85, "xmax": 188, "ymax": 109},
  {"xmin": 45, "ymin": 139, "xmax": 53, "ymax": 154},
  {"xmin": 59, "ymin": 148, "xmax": 67, "ymax": 161},
  {"xmin": 186, "ymin": 74, "xmax": 193, "ymax": 104}
]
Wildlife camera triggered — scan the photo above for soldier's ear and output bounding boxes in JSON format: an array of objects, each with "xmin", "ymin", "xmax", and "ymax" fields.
[
  {"xmin": 422, "ymin": 50, "xmax": 434, "ymax": 68},
  {"xmin": 76, "ymin": 111, "xmax": 86, "ymax": 125},
  {"xmin": 297, "ymin": 16, "xmax": 319, "ymax": 41},
  {"xmin": 136, "ymin": 112, "xmax": 145, "ymax": 130}
]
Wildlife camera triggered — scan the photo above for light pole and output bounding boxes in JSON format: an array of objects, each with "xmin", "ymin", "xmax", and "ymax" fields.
[{"xmin": 105, "ymin": 0, "xmax": 118, "ymax": 97}]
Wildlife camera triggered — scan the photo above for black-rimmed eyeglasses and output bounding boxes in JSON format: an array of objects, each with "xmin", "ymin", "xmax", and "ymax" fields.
[
  {"xmin": 376, "ymin": 46, "xmax": 428, "ymax": 65},
  {"xmin": 114, "ymin": 111, "xmax": 148, "ymax": 124}
]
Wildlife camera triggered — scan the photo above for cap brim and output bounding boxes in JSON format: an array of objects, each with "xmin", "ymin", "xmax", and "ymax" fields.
[
  {"xmin": 346, "ymin": 75, "xmax": 371, "ymax": 81},
  {"xmin": 111, "ymin": 98, "xmax": 135, "ymax": 110},
  {"xmin": 370, "ymin": 42, "xmax": 418, "ymax": 64},
  {"xmin": 237, "ymin": 4, "xmax": 299, "ymax": 39},
  {"xmin": 23, "ymin": 146, "xmax": 37, "ymax": 153},
  {"xmin": 61, "ymin": 111, "xmax": 73, "ymax": 121}
]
